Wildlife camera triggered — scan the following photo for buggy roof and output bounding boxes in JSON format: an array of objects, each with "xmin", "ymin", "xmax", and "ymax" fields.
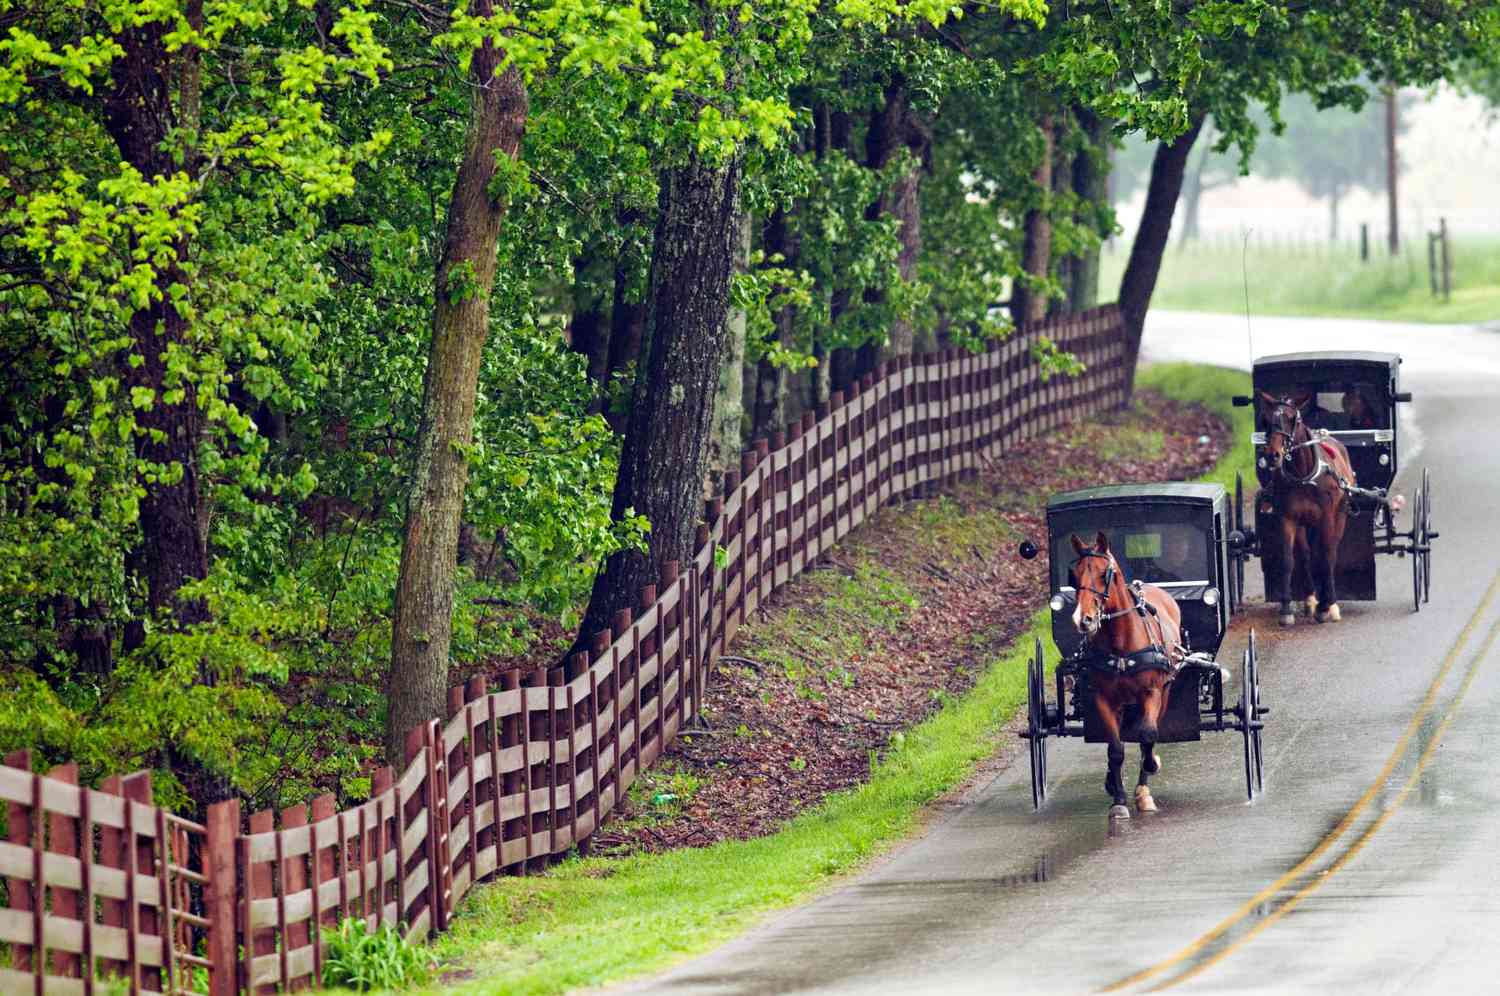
[
  {"xmin": 1046, "ymin": 482, "xmax": 1225, "ymax": 514},
  {"xmin": 1253, "ymin": 351, "xmax": 1401, "ymax": 376}
]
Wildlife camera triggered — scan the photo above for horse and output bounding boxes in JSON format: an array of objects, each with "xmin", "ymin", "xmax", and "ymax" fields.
[
  {"xmin": 1259, "ymin": 392, "xmax": 1356, "ymax": 626},
  {"xmin": 1070, "ymin": 532, "xmax": 1185, "ymax": 819}
]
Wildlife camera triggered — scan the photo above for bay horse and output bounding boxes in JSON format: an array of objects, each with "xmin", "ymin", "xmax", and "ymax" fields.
[
  {"xmin": 1070, "ymin": 532, "xmax": 1184, "ymax": 819},
  {"xmin": 1259, "ymin": 392, "xmax": 1356, "ymax": 626}
]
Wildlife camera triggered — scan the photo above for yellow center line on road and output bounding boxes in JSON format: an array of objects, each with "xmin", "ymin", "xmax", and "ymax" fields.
[
  {"xmin": 1099, "ymin": 568, "xmax": 1500, "ymax": 994},
  {"xmin": 1147, "ymin": 608, "xmax": 1500, "ymax": 991}
]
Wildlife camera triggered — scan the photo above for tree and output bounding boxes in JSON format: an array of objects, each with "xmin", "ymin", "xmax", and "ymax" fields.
[
  {"xmin": 0, "ymin": 0, "xmax": 392, "ymax": 802},
  {"xmin": 385, "ymin": 6, "xmax": 529, "ymax": 762}
]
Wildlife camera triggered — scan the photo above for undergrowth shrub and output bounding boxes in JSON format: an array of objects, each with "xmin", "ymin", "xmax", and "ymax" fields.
[{"xmin": 322, "ymin": 918, "xmax": 432, "ymax": 991}]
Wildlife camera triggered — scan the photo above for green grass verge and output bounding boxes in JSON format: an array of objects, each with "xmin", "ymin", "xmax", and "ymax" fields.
[
  {"xmin": 387, "ymin": 363, "xmax": 1247, "ymax": 996},
  {"xmin": 1100, "ymin": 239, "xmax": 1500, "ymax": 324},
  {"xmin": 423, "ymin": 609, "xmax": 1056, "ymax": 996},
  {"xmin": 1136, "ymin": 362, "xmax": 1254, "ymax": 491}
]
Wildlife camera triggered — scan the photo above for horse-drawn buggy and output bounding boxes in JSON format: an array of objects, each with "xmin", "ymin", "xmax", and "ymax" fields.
[
  {"xmin": 1018, "ymin": 483, "xmax": 1266, "ymax": 817},
  {"xmin": 1232, "ymin": 350, "xmax": 1437, "ymax": 623}
]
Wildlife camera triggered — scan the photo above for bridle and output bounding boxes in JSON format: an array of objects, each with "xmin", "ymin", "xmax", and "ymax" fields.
[
  {"xmin": 1074, "ymin": 549, "xmax": 1178, "ymax": 660},
  {"xmin": 1074, "ymin": 550, "xmax": 1140, "ymax": 623},
  {"xmin": 1263, "ymin": 398, "xmax": 1330, "ymax": 487}
]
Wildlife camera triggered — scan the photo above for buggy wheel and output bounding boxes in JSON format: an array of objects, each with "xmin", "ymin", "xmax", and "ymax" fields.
[
  {"xmin": 1239, "ymin": 642, "xmax": 1258, "ymax": 802},
  {"xmin": 1248, "ymin": 630, "xmax": 1264, "ymax": 794},
  {"xmin": 1422, "ymin": 467, "xmax": 1433, "ymax": 604},
  {"xmin": 1234, "ymin": 473, "xmax": 1247, "ymax": 610},
  {"xmin": 1411, "ymin": 484, "xmax": 1425, "ymax": 613},
  {"xmin": 1027, "ymin": 638, "xmax": 1049, "ymax": 810}
]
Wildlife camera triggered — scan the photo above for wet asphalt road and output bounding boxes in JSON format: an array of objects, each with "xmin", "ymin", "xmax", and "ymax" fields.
[{"xmin": 622, "ymin": 313, "xmax": 1500, "ymax": 995}]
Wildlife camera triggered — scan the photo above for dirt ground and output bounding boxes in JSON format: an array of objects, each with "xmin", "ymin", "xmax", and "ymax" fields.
[{"xmin": 587, "ymin": 393, "xmax": 1229, "ymax": 854}]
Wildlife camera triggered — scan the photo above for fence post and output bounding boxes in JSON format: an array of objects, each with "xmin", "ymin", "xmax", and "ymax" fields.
[
  {"xmin": 1440, "ymin": 217, "xmax": 1451, "ymax": 301},
  {"xmin": 122, "ymin": 771, "xmax": 159, "ymax": 993},
  {"xmin": 203, "ymin": 799, "xmax": 241, "ymax": 996},
  {"xmin": 3, "ymin": 750, "xmax": 34, "ymax": 975}
]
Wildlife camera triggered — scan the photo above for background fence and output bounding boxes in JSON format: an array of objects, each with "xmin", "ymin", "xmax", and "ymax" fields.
[{"xmin": 0, "ymin": 305, "xmax": 1127, "ymax": 994}]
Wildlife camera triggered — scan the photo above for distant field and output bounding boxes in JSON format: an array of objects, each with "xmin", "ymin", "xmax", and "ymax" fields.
[{"xmin": 1100, "ymin": 237, "xmax": 1500, "ymax": 325}]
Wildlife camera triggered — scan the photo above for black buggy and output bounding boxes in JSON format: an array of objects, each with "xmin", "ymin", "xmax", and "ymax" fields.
[
  {"xmin": 1019, "ymin": 483, "xmax": 1267, "ymax": 808},
  {"xmin": 1232, "ymin": 351, "xmax": 1437, "ymax": 610}
]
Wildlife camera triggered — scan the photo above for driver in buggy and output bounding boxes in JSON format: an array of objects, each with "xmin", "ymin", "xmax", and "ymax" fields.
[
  {"xmin": 1341, "ymin": 383, "xmax": 1378, "ymax": 429},
  {"xmin": 1128, "ymin": 526, "xmax": 1199, "ymax": 584}
]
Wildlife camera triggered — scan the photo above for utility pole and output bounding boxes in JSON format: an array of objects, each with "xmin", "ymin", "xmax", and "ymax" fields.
[{"xmin": 1386, "ymin": 88, "xmax": 1399, "ymax": 255}]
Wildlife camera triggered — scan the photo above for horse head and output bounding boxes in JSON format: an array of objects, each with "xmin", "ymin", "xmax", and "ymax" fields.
[
  {"xmin": 1070, "ymin": 531, "xmax": 1120, "ymax": 638},
  {"xmin": 1259, "ymin": 391, "xmax": 1307, "ymax": 473}
]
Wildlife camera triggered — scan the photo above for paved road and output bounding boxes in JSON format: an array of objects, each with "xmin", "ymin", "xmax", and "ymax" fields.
[{"xmin": 624, "ymin": 312, "xmax": 1500, "ymax": 995}]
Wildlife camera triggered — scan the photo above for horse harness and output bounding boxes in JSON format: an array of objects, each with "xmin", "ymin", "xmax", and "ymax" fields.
[
  {"xmin": 1264, "ymin": 398, "xmax": 1388, "ymax": 504},
  {"xmin": 1074, "ymin": 550, "xmax": 1182, "ymax": 676}
]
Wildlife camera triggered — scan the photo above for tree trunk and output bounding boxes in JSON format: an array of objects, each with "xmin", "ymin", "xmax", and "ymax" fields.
[
  {"xmin": 1385, "ymin": 88, "xmax": 1399, "ymax": 255},
  {"xmin": 1012, "ymin": 113, "xmax": 1055, "ymax": 325},
  {"xmin": 710, "ymin": 212, "xmax": 751, "ymax": 478},
  {"xmin": 1117, "ymin": 114, "xmax": 1207, "ymax": 400},
  {"xmin": 568, "ymin": 254, "xmax": 611, "ymax": 406},
  {"xmin": 862, "ymin": 80, "xmax": 926, "ymax": 364},
  {"xmin": 1328, "ymin": 186, "xmax": 1342, "ymax": 242},
  {"xmin": 1178, "ymin": 140, "xmax": 1208, "ymax": 248},
  {"xmin": 605, "ymin": 209, "xmax": 647, "ymax": 434},
  {"xmin": 1069, "ymin": 107, "xmax": 1107, "ymax": 311},
  {"xmin": 386, "ymin": 27, "xmax": 528, "ymax": 763},
  {"xmin": 753, "ymin": 208, "xmax": 797, "ymax": 438},
  {"xmin": 102, "ymin": 19, "xmax": 210, "ymax": 635},
  {"xmin": 576, "ymin": 152, "xmax": 744, "ymax": 650}
]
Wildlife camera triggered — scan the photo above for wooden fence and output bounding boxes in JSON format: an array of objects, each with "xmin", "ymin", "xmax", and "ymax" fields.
[{"xmin": 0, "ymin": 305, "xmax": 1127, "ymax": 994}]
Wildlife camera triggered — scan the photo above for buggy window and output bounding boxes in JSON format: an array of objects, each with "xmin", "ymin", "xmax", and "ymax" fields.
[
  {"xmin": 1052, "ymin": 522, "xmax": 1210, "ymax": 589},
  {"xmin": 1256, "ymin": 377, "xmax": 1389, "ymax": 430}
]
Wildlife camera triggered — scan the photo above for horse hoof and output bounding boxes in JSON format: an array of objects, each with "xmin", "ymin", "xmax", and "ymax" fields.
[
  {"xmin": 1317, "ymin": 603, "xmax": 1342, "ymax": 623},
  {"xmin": 1135, "ymin": 786, "xmax": 1158, "ymax": 813},
  {"xmin": 1303, "ymin": 596, "xmax": 1318, "ymax": 616},
  {"xmin": 1109, "ymin": 804, "xmax": 1131, "ymax": 820},
  {"xmin": 1279, "ymin": 613, "xmax": 1296, "ymax": 627}
]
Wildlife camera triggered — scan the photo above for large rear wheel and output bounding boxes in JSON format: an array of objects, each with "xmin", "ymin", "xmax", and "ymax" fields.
[
  {"xmin": 1026, "ymin": 638, "xmax": 1049, "ymax": 810},
  {"xmin": 1239, "ymin": 635, "xmax": 1265, "ymax": 802},
  {"xmin": 1248, "ymin": 631, "xmax": 1264, "ymax": 794},
  {"xmin": 1411, "ymin": 483, "xmax": 1425, "ymax": 613},
  {"xmin": 1421, "ymin": 467, "xmax": 1433, "ymax": 605}
]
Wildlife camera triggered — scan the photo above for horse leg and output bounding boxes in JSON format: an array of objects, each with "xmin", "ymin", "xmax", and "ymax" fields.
[
  {"xmin": 1094, "ymin": 691, "xmax": 1130, "ymax": 818},
  {"xmin": 1294, "ymin": 526, "xmax": 1318, "ymax": 617},
  {"xmin": 1317, "ymin": 504, "xmax": 1347, "ymax": 623},
  {"xmin": 1136, "ymin": 741, "xmax": 1161, "ymax": 813},
  {"xmin": 1277, "ymin": 515, "xmax": 1299, "ymax": 626}
]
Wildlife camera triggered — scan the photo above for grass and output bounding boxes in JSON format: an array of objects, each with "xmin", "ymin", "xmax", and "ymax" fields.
[
  {"xmin": 739, "ymin": 563, "xmax": 918, "ymax": 702},
  {"xmin": 1100, "ymin": 238, "xmax": 1500, "ymax": 324},
  {"xmin": 1136, "ymin": 362, "xmax": 1254, "ymax": 491},
  {"xmin": 387, "ymin": 364, "xmax": 1248, "ymax": 996}
]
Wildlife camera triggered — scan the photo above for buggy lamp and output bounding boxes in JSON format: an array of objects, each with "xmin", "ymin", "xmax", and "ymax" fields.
[
  {"xmin": 1049, "ymin": 594, "xmax": 1066, "ymax": 612},
  {"xmin": 1202, "ymin": 587, "xmax": 1221, "ymax": 607},
  {"xmin": 1379, "ymin": 453, "xmax": 1390, "ymax": 465},
  {"xmin": 1257, "ymin": 456, "xmax": 1268, "ymax": 469}
]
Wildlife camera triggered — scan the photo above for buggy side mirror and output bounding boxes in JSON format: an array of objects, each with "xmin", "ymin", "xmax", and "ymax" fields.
[
  {"xmin": 1018, "ymin": 540, "xmax": 1039, "ymax": 560},
  {"xmin": 1231, "ymin": 395, "xmax": 1252, "ymax": 407},
  {"xmin": 1393, "ymin": 391, "xmax": 1412, "ymax": 403}
]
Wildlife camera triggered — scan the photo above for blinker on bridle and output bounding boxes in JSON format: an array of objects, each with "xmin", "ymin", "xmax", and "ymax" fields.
[{"xmin": 1074, "ymin": 550, "xmax": 1140, "ymax": 622}]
